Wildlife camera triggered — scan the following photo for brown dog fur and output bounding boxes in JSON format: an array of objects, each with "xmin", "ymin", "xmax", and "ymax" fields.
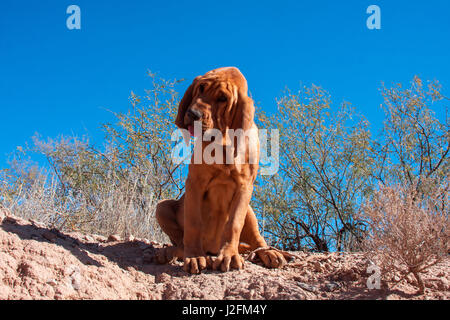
[{"xmin": 156, "ymin": 67, "xmax": 289, "ymax": 273}]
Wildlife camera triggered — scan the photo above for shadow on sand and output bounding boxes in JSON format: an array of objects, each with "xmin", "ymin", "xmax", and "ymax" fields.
[{"xmin": 1, "ymin": 218, "xmax": 188, "ymax": 279}]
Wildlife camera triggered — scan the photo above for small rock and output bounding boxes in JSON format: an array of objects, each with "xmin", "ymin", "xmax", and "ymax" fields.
[
  {"xmin": 297, "ymin": 282, "xmax": 319, "ymax": 293},
  {"xmin": 425, "ymin": 277, "xmax": 448, "ymax": 291},
  {"xmin": 71, "ymin": 277, "xmax": 81, "ymax": 290},
  {"xmin": 83, "ymin": 235, "xmax": 94, "ymax": 242},
  {"xmin": 4, "ymin": 216, "xmax": 20, "ymax": 224},
  {"xmin": 156, "ymin": 273, "xmax": 171, "ymax": 283},
  {"xmin": 107, "ymin": 234, "xmax": 121, "ymax": 242},
  {"xmin": 64, "ymin": 264, "xmax": 81, "ymax": 277},
  {"xmin": 324, "ymin": 281, "xmax": 341, "ymax": 292},
  {"xmin": 42, "ymin": 231, "xmax": 57, "ymax": 242},
  {"xmin": 65, "ymin": 265, "xmax": 82, "ymax": 290},
  {"xmin": 435, "ymin": 292, "xmax": 446, "ymax": 300},
  {"xmin": 300, "ymin": 269, "xmax": 312, "ymax": 277},
  {"xmin": 323, "ymin": 262, "xmax": 333, "ymax": 272},
  {"xmin": 47, "ymin": 279, "xmax": 58, "ymax": 286},
  {"xmin": 29, "ymin": 219, "xmax": 45, "ymax": 228},
  {"xmin": 126, "ymin": 234, "xmax": 135, "ymax": 242},
  {"xmin": 54, "ymin": 293, "xmax": 64, "ymax": 300},
  {"xmin": 95, "ymin": 235, "xmax": 107, "ymax": 243},
  {"xmin": 71, "ymin": 239, "xmax": 81, "ymax": 247},
  {"xmin": 406, "ymin": 274, "xmax": 416, "ymax": 284},
  {"xmin": 313, "ymin": 261, "xmax": 323, "ymax": 272},
  {"xmin": 0, "ymin": 208, "xmax": 9, "ymax": 222}
]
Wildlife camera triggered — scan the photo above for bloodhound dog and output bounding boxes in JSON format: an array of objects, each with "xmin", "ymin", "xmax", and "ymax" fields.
[{"xmin": 156, "ymin": 67, "xmax": 290, "ymax": 273}]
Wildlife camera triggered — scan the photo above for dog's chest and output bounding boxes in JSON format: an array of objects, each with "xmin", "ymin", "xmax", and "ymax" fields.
[
  {"xmin": 200, "ymin": 174, "xmax": 237, "ymax": 253},
  {"xmin": 203, "ymin": 174, "xmax": 236, "ymax": 213}
]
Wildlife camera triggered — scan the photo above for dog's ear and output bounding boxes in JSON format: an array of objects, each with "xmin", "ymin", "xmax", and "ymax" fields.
[
  {"xmin": 175, "ymin": 77, "xmax": 199, "ymax": 129},
  {"xmin": 230, "ymin": 87, "xmax": 257, "ymax": 165},
  {"xmin": 233, "ymin": 87, "xmax": 255, "ymax": 132}
]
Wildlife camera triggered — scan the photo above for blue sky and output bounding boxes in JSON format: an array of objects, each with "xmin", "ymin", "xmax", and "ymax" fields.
[{"xmin": 1, "ymin": 0, "xmax": 449, "ymax": 168}]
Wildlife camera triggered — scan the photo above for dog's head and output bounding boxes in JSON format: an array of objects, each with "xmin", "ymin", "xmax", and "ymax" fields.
[{"xmin": 175, "ymin": 67, "xmax": 255, "ymax": 136}]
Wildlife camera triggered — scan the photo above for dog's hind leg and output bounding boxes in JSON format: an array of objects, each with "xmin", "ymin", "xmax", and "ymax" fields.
[{"xmin": 155, "ymin": 197, "xmax": 185, "ymax": 263}]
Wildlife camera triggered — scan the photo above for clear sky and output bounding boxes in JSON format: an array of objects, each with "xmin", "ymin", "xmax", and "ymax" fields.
[{"xmin": 1, "ymin": 0, "xmax": 449, "ymax": 168}]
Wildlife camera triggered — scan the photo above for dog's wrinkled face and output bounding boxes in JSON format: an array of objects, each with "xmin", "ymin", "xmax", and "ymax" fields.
[
  {"xmin": 184, "ymin": 77, "xmax": 234, "ymax": 135},
  {"xmin": 175, "ymin": 67, "xmax": 253, "ymax": 136}
]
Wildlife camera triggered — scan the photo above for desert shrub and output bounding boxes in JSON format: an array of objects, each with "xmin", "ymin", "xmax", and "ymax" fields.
[
  {"xmin": 361, "ymin": 180, "xmax": 448, "ymax": 294},
  {"xmin": 254, "ymin": 85, "xmax": 375, "ymax": 251},
  {"xmin": 0, "ymin": 72, "xmax": 185, "ymax": 241},
  {"xmin": 1, "ymin": 158, "xmax": 166, "ymax": 240},
  {"xmin": 254, "ymin": 77, "xmax": 448, "ymax": 253},
  {"xmin": 374, "ymin": 76, "xmax": 449, "ymax": 190},
  {"xmin": 0, "ymin": 159, "xmax": 65, "ymax": 227},
  {"xmin": 360, "ymin": 76, "xmax": 449, "ymax": 293}
]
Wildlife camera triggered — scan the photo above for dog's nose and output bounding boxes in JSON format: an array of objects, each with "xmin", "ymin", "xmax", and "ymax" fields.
[{"xmin": 186, "ymin": 108, "xmax": 203, "ymax": 121}]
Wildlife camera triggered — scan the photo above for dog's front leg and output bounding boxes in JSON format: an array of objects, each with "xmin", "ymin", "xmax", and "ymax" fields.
[
  {"xmin": 183, "ymin": 169, "xmax": 210, "ymax": 274},
  {"xmin": 213, "ymin": 184, "xmax": 253, "ymax": 272}
]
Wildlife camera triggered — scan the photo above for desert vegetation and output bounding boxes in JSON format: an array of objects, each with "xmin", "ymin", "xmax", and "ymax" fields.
[{"xmin": 0, "ymin": 73, "xmax": 448, "ymax": 294}]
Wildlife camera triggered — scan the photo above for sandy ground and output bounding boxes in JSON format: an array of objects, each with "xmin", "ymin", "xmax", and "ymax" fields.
[{"xmin": 0, "ymin": 209, "xmax": 448, "ymax": 300}]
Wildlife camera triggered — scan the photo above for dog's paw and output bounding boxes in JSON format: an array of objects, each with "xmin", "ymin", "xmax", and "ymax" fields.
[
  {"xmin": 155, "ymin": 246, "xmax": 183, "ymax": 264},
  {"xmin": 183, "ymin": 252, "xmax": 214, "ymax": 274},
  {"xmin": 255, "ymin": 248, "xmax": 290, "ymax": 268},
  {"xmin": 212, "ymin": 247, "xmax": 245, "ymax": 272}
]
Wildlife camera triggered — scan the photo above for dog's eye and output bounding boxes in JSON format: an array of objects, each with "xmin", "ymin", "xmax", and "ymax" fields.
[
  {"xmin": 217, "ymin": 95, "xmax": 227, "ymax": 103},
  {"xmin": 199, "ymin": 84, "xmax": 205, "ymax": 94}
]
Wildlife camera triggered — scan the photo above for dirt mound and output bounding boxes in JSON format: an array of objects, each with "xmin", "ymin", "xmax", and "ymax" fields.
[{"xmin": 0, "ymin": 209, "xmax": 448, "ymax": 300}]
